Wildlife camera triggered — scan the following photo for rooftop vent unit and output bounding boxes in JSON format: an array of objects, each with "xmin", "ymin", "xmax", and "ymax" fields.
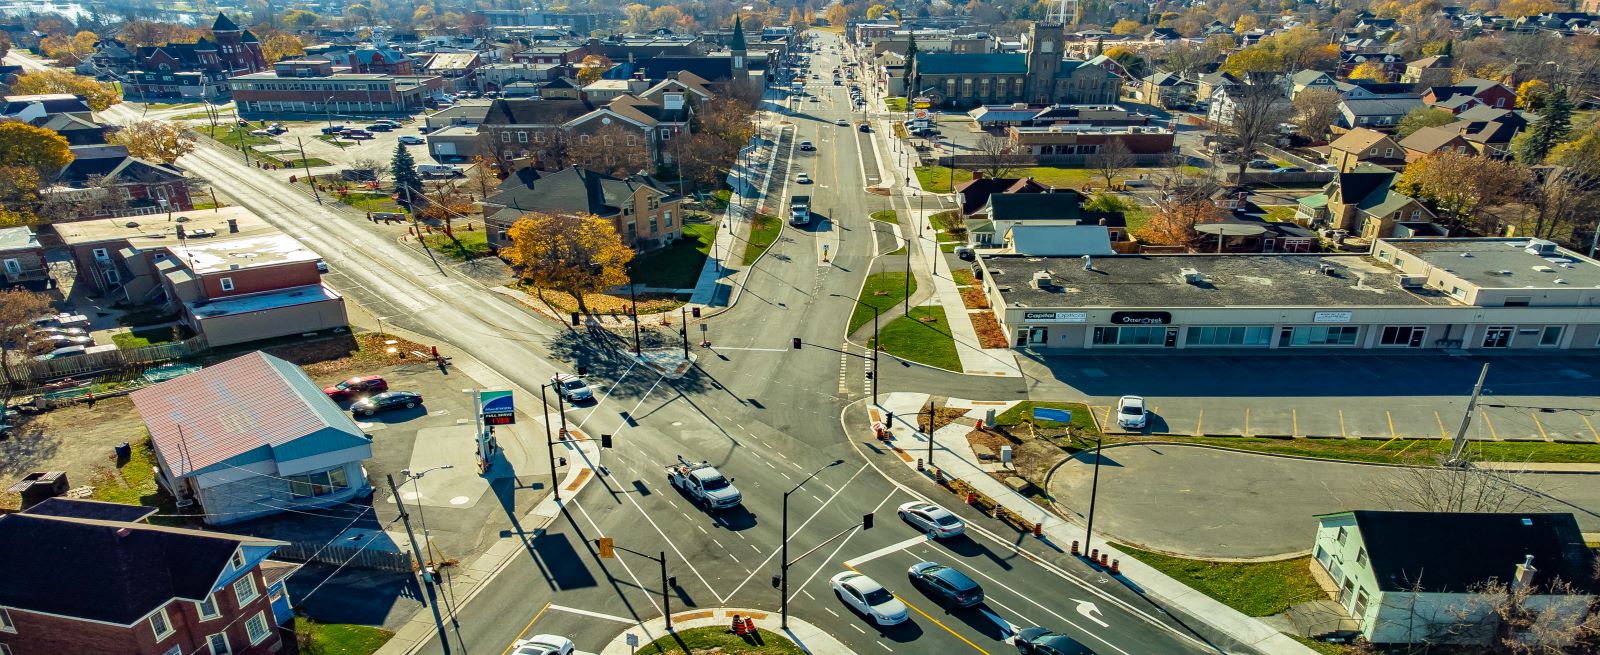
[
  {"xmin": 1399, "ymin": 276, "xmax": 1426, "ymax": 289},
  {"xmin": 1525, "ymin": 239, "xmax": 1558, "ymax": 256},
  {"xmin": 1179, "ymin": 267, "xmax": 1205, "ymax": 285},
  {"xmin": 1031, "ymin": 270, "xmax": 1053, "ymax": 289},
  {"xmin": 1533, "ymin": 265, "xmax": 1555, "ymax": 273}
]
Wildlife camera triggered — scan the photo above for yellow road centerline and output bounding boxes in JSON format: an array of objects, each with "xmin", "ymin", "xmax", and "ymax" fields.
[
  {"xmin": 502, "ymin": 602, "xmax": 552, "ymax": 655},
  {"xmin": 845, "ymin": 564, "xmax": 989, "ymax": 654}
]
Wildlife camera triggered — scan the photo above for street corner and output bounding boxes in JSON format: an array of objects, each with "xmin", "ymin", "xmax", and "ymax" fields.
[{"xmin": 595, "ymin": 607, "xmax": 859, "ymax": 655}]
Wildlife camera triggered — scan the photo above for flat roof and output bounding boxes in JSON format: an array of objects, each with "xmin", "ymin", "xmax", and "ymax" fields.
[
  {"xmin": 52, "ymin": 207, "xmax": 276, "ymax": 246},
  {"xmin": 189, "ymin": 283, "xmax": 341, "ymax": 319},
  {"xmin": 986, "ymin": 254, "xmax": 1453, "ymax": 309},
  {"xmin": 430, "ymin": 125, "xmax": 479, "ymax": 136},
  {"xmin": 1386, "ymin": 238, "xmax": 1600, "ymax": 289},
  {"xmin": 167, "ymin": 233, "xmax": 319, "ymax": 274}
]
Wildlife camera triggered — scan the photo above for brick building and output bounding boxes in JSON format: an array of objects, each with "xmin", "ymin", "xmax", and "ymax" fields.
[
  {"xmin": 0, "ymin": 498, "xmax": 294, "ymax": 655},
  {"xmin": 229, "ymin": 59, "xmax": 442, "ymax": 119},
  {"xmin": 483, "ymin": 165, "xmax": 685, "ymax": 250},
  {"xmin": 122, "ymin": 13, "xmax": 266, "ymax": 100},
  {"xmin": 43, "ymin": 144, "xmax": 191, "ymax": 222}
]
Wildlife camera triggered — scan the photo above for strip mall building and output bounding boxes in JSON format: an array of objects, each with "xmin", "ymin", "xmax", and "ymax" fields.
[{"xmin": 980, "ymin": 238, "xmax": 1600, "ymax": 351}]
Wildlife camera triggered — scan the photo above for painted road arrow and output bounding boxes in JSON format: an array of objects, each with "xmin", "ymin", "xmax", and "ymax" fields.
[{"xmin": 1073, "ymin": 599, "xmax": 1109, "ymax": 628}]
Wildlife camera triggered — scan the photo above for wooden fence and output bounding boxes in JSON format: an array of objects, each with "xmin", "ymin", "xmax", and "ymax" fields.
[
  {"xmin": 5, "ymin": 335, "xmax": 209, "ymax": 384},
  {"xmin": 273, "ymin": 540, "xmax": 415, "ymax": 573}
]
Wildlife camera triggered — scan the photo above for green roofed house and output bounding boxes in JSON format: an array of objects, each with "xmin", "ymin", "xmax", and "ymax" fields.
[
  {"xmin": 1310, "ymin": 510, "xmax": 1595, "ymax": 645},
  {"xmin": 1296, "ymin": 164, "xmax": 1439, "ymax": 240}
]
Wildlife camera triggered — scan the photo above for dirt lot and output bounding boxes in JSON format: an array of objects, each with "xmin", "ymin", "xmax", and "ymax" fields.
[{"xmin": 0, "ymin": 396, "xmax": 148, "ymax": 508}]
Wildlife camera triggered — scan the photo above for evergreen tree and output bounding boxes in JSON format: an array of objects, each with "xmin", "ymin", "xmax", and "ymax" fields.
[
  {"xmin": 1095, "ymin": 36, "xmax": 1104, "ymax": 55},
  {"xmin": 905, "ymin": 31, "xmax": 919, "ymax": 96},
  {"xmin": 1442, "ymin": 39, "xmax": 1453, "ymax": 57},
  {"xmin": 391, "ymin": 141, "xmax": 423, "ymax": 207},
  {"xmin": 1517, "ymin": 87, "xmax": 1573, "ymax": 164}
]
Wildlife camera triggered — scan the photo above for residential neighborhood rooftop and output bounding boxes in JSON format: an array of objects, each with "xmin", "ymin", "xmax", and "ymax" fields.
[{"xmin": 166, "ymin": 232, "xmax": 321, "ymax": 274}]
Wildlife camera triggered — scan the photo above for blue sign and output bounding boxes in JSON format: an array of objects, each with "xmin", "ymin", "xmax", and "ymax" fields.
[
  {"xmin": 480, "ymin": 389, "xmax": 514, "ymax": 425},
  {"xmin": 1032, "ymin": 407, "xmax": 1073, "ymax": 424}
]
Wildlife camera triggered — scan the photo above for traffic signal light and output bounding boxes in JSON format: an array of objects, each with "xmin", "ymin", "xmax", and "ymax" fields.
[
  {"xmin": 601, "ymin": 433, "xmax": 613, "ymax": 448},
  {"xmin": 792, "ymin": 337, "xmax": 802, "ymax": 349},
  {"xmin": 692, "ymin": 306, "xmax": 701, "ymax": 318},
  {"xmin": 862, "ymin": 513, "xmax": 874, "ymax": 531},
  {"xmin": 598, "ymin": 537, "xmax": 615, "ymax": 558},
  {"xmin": 771, "ymin": 574, "xmax": 782, "ymax": 588}
]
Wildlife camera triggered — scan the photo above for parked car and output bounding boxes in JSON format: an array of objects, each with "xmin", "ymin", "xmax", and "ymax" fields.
[
  {"xmin": 1116, "ymin": 395, "xmax": 1147, "ymax": 429},
  {"xmin": 34, "ymin": 326, "xmax": 87, "ymax": 337},
  {"xmin": 398, "ymin": 135, "xmax": 426, "ymax": 145},
  {"xmin": 799, "ymin": 140, "xmax": 816, "ymax": 151},
  {"xmin": 34, "ymin": 314, "xmax": 90, "ymax": 330},
  {"xmin": 33, "ymin": 334, "xmax": 93, "ymax": 349},
  {"xmin": 830, "ymin": 572, "xmax": 909, "ymax": 626},
  {"xmin": 1014, "ymin": 627, "xmax": 1096, "ymax": 655},
  {"xmin": 1269, "ymin": 166, "xmax": 1306, "ymax": 173},
  {"xmin": 908, "ymin": 561, "xmax": 984, "ymax": 608},
  {"xmin": 509, "ymin": 635, "xmax": 573, "ymax": 655},
  {"xmin": 323, "ymin": 375, "xmax": 389, "ymax": 401},
  {"xmin": 1246, "ymin": 158, "xmax": 1275, "ymax": 169},
  {"xmin": 835, "ymin": 119, "xmax": 849, "ymax": 126},
  {"xmin": 320, "ymin": 125, "xmax": 348, "ymax": 135},
  {"xmin": 898, "ymin": 501, "xmax": 965, "ymax": 537},
  {"xmin": 954, "ymin": 245, "xmax": 974, "ymax": 261},
  {"xmin": 266, "ymin": 124, "xmax": 288, "ymax": 135},
  {"xmin": 550, "ymin": 373, "xmax": 593, "ymax": 402},
  {"xmin": 33, "ymin": 345, "xmax": 87, "ymax": 362},
  {"xmin": 351, "ymin": 391, "xmax": 423, "ymax": 416},
  {"xmin": 417, "ymin": 164, "xmax": 464, "ymax": 177},
  {"xmin": 365, "ymin": 123, "xmax": 395, "ymax": 132},
  {"xmin": 341, "ymin": 129, "xmax": 373, "ymax": 139}
]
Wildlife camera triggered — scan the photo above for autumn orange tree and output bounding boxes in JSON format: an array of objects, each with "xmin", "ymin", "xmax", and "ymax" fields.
[
  {"xmin": 0, "ymin": 122, "xmax": 73, "ymax": 175},
  {"xmin": 503, "ymin": 212, "xmax": 634, "ymax": 315},
  {"xmin": 1398, "ymin": 152, "xmax": 1530, "ymax": 233},
  {"xmin": 107, "ymin": 120, "xmax": 195, "ymax": 164},
  {"xmin": 10, "ymin": 69, "xmax": 121, "ymax": 111},
  {"xmin": 1134, "ymin": 199, "xmax": 1227, "ymax": 246},
  {"xmin": 1349, "ymin": 61, "xmax": 1391, "ymax": 83},
  {"xmin": 576, "ymin": 54, "xmax": 612, "ymax": 86}
]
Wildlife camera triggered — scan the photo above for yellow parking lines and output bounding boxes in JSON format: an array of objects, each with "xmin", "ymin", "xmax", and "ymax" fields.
[
  {"xmin": 1583, "ymin": 415, "xmax": 1600, "ymax": 443},
  {"xmin": 1435, "ymin": 411, "xmax": 1450, "ymax": 440},
  {"xmin": 1482, "ymin": 411, "xmax": 1500, "ymax": 440},
  {"xmin": 1386, "ymin": 411, "xmax": 1397, "ymax": 440},
  {"xmin": 1532, "ymin": 413, "xmax": 1551, "ymax": 442},
  {"xmin": 1195, "ymin": 408, "xmax": 1205, "ymax": 436},
  {"xmin": 1338, "ymin": 410, "xmax": 1347, "ymax": 439},
  {"xmin": 1292, "ymin": 408, "xmax": 1299, "ymax": 437},
  {"xmin": 1394, "ymin": 439, "xmax": 1422, "ymax": 457},
  {"xmin": 1243, "ymin": 408, "xmax": 1251, "ymax": 437}
]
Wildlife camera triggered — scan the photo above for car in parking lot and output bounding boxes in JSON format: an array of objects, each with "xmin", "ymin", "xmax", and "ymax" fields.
[
  {"xmin": 1014, "ymin": 627, "xmax": 1096, "ymax": 654},
  {"xmin": 898, "ymin": 501, "xmax": 965, "ymax": 537},
  {"xmin": 323, "ymin": 375, "xmax": 389, "ymax": 401},
  {"xmin": 796, "ymin": 172, "xmax": 812, "ymax": 184},
  {"xmin": 33, "ymin": 314, "xmax": 90, "ymax": 330},
  {"xmin": 550, "ymin": 373, "xmax": 593, "ymax": 402},
  {"xmin": 1247, "ymin": 158, "xmax": 1275, "ymax": 169},
  {"xmin": 1116, "ymin": 395, "xmax": 1147, "ymax": 429},
  {"xmin": 830, "ymin": 571, "xmax": 909, "ymax": 626},
  {"xmin": 365, "ymin": 123, "xmax": 394, "ymax": 132},
  {"xmin": 33, "ymin": 334, "xmax": 93, "ymax": 349},
  {"xmin": 351, "ymin": 391, "xmax": 423, "ymax": 416},
  {"xmin": 398, "ymin": 135, "xmax": 425, "ymax": 145},
  {"xmin": 320, "ymin": 125, "xmax": 348, "ymax": 135},
  {"xmin": 249, "ymin": 129, "xmax": 273, "ymax": 136},
  {"xmin": 509, "ymin": 634, "xmax": 573, "ymax": 655},
  {"xmin": 34, "ymin": 326, "xmax": 87, "ymax": 338},
  {"xmin": 799, "ymin": 140, "xmax": 815, "ymax": 151},
  {"xmin": 341, "ymin": 129, "xmax": 373, "ymax": 139},
  {"xmin": 908, "ymin": 561, "xmax": 984, "ymax": 608}
]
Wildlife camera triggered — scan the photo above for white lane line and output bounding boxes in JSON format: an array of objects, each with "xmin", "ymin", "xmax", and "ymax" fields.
[
  {"xmin": 569, "ymin": 500, "xmax": 662, "ymax": 616},
  {"xmin": 811, "ymin": 494, "xmax": 823, "ymax": 504},
  {"xmin": 766, "ymin": 461, "xmax": 777, "ymax": 469},
  {"xmin": 734, "ymin": 531, "xmax": 747, "ymax": 540},
  {"xmin": 697, "ymin": 525, "xmax": 709, "ymax": 535},
  {"xmin": 723, "ymin": 464, "xmax": 871, "ymax": 601},
  {"xmin": 779, "ymin": 471, "xmax": 793, "ymax": 480},
  {"xmin": 851, "ymin": 625, "xmax": 867, "ymax": 635},
  {"xmin": 713, "ymin": 538, "xmax": 726, "ymax": 550},
  {"xmin": 546, "ymin": 604, "xmax": 641, "ymax": 625},
  {"xmin": 982, "ymin": 597, "xmax": 1036, "ymax": 632},
  {"xmin": 752, "ymin": 544, "xmax": 764, "ymax": 554},
  {"xmin": 729, "ymin": 552, "xmax": 742, "ymax": 564},
  {"xmin": 802, "ymin": 590, "xmax": 816, "ymax": 601},
  {"xmin": 825, "ymin": 607, "xmax": 841, "ymax": 618},
  {"xmin": 576, "ymin": 359, "xmax": 638, "ymax": 429},
  {"xmin": 843, "ymin": 534, "xmax": 930, "ymax": 568},
  {"xmin": 790, "ymin": 490, "xmax": 900, "ymax": 601},
  {"xmin": 877, "ymin": 643, "xmax": 892, "ymax": 652},
  {"xmin": 957, "ymin": 563, "xmax": 1131, "ymax": 655}
]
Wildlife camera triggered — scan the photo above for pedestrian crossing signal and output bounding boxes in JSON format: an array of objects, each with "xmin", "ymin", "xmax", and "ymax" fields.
[
  {"xmin": 598, "ymin": 537, "xmax": 615, "ymax": 558},
  {"xmin": 862, "ymin": 513, "xmax": 874, "ymax": 530}
]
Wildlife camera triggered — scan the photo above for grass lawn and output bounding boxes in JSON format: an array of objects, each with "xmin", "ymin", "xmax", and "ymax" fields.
[
  {"xmin": 1122, "ymin": 204, "xmax": 1151, "ymax": 234},
  {"xmin": 742, "ymin": 213, "xmax": 782, "ymax": 265},
  {"xmin": 90, "ymin": 439, "xmax": 164, "ymax": 507},
  {"xmin": 1263, "ymin": 206, "xmax": 1299, "ymax": 223},
  {"xmin": 174, "ymin": 108, "xmax": 233, "ymax": 120},
  {"xmin": 871, "ymin": 209, "xmax": 899, "ymax": 224},
  {"xmin": 849, "ymin": 272, "xmax": 916, "ymax": 334},
  {"xmin": 283, "ymin": 157, "xmax": 333, "ymax": 168},
  {"xmin": 301, "ymin": 621, "xmax": 394, "ymax": 655},
  {"xmin": 639, "ymin": 626, "xmax": 804, "ymax": 654},
  {"xmin": 1115, "ymin": 544, "xmax": 1322, "ymax": 617},
  {"xmin": 915, "ymin": 166, "xmax": 1205, "ymax": 193},
  {"xmin": 872, "ymin": 306, "xmax": 962, "ymax": 372},
  {"xmin": 995, "ymin": 401, "xmax": 1099, "ymax": 432},
  {"xmin": 112, "ymin": 327, "xmax": 183, "ymax": 349},
  {"xmin": 144, "ymin": 102, "xmax": 201, "ymax": 110},
  {"xmin": 422, "ymin": 230, "xmax": 491, "ymax": 261},
  {"xmin": 1290, "ymin": 635, "xmax": 1364, "ymax": 655},
  {"xmin": 202, "ymin": 125, "xmax": 276, "ymax": 147},
  {"xmin": 336, "ymin": 191, "xmax": 405, "ymax": 214},
  {"xmin": 631, "ymin": 222, "xmax": 716, "ymax": 288},
  {"xmin": 885, "ymin": 97, "xmax": 907, "ymax": 111}
]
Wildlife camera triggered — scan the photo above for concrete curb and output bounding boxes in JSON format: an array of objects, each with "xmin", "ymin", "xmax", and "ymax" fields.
[
  {"xmin": 1077, "ymin": 440, "xmax": 1600, "ymax": 474},
  {"xmin": 596, "ymin": 608, "xmax": 856, "ymax": 655}
]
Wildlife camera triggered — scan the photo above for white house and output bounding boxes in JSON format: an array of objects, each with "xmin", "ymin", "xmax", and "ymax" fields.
[
  {"xmin": 1311, "ymin": 510, "xmax": 1595, "ymax": 645},
  {"xmin": 131, "ymin": 352, "xmax": 374, "ymax": 525}
]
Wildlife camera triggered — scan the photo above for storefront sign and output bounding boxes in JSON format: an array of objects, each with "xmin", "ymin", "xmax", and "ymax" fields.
[
  {"xmin": 1023, "ymin": 311, "xmax": 1088, "ymax": 323},
  {"xmin": 479, "ymin": 389, "xmax": 515, "ymax": 425},
  {"xmin": 1314, "ymin": 311, "xmax": 1353, "ymax": 323},
  {"xmin": 1110, "ymin": 311, "xmax": 1171, "ymax": 325}
]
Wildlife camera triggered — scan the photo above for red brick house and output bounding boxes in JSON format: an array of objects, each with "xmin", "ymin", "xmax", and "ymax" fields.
[
  {"xmin": 1422, "ymin": 78, "xmax": 1516, "ymax": 111},
  {"xmin": 230, "ymin": 59, "xmax": 442, "ymax": 119},
  {"xmin": 43, "ymin": 145, "xmax": 191, "ymax": 222},
  {"xmin": 0, "ymin": 498, "xmax": 294, "ymax": 655},
  {"xmin": 124, "ymin": 14, "xmax": 267, "ymax": 100}
]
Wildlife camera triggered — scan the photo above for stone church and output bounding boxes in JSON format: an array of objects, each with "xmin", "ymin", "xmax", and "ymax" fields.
[{"xmin": 906, "ymin": 23, "xmax": 1120, "ymax": 109}]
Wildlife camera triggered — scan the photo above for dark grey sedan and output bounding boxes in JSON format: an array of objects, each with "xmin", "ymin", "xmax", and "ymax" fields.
[
  {"xmin": 908, "ymin": 561, "xmax": 984, "ymax": 608},
  {"xmin": 1014, "ymin": 627, "xmax": 1096, "ymax": 655},
  {"xmin": 351, "ymin": 391, "xmax": 423, "ymax": 416}
]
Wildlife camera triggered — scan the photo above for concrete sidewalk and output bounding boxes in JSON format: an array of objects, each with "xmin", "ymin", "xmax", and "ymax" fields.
[
  {"xmin": 598, "ymin": 608, "xmax": 856, "ymax": 655},
  {"xmin": 688, "ymin": 116, "xmax": 789, "ymax": 311},
  {"xmin": 864, "ymin": 392, "xmax": 1317, "ymax": 655},
  {"xmin": 894, "ymin": 196, "xmax": 1020, "ymax": 377}
]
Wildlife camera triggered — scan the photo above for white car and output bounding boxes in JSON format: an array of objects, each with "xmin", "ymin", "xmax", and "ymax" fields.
[
  {"xmin": 830, "ymin": 571, "xmax": 909, "ymax": 626},
  {"xmin": 898, "ymin": 501, "xmax": 965, "ymax": 538},
  {"xmin": 398, "ymin": 135, "xmax": 425, "ymax": 145},
  {"xmin": 835, "ymin": 118, "xmax": 849, "ymax": 126},
  {"xmin": 551, "ymin": 373, "xmax": 594, "ymax": 402},
  {"xmin": 796, "ymin": 172, "xmax": 812, "ymax": 184},
  {"xmin": 1117, "ymin": 395, "xmax": 1147, "ymax": 429},
  {"xmin": 509, "ymin": 634, "xmax": 574, "ymax": 655}
]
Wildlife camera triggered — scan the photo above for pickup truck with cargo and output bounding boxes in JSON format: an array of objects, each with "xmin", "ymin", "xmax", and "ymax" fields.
[{"xmin": 666, "ymin": 456, "xmax": 743, "ymax": 510}]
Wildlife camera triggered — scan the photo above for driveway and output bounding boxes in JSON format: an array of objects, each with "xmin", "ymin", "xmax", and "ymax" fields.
[{"xmin": 1047, "ymin": 443, "xmax": 1600, "ymax": 559}]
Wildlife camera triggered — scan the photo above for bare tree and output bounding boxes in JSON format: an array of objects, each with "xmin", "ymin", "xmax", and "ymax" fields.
[
  {"xmin": 1292, "ymin": 88, "xmax": 1343, "ymax": 144},
  {"xmin": 1152, "ymin": 41, "xmax": 1217, "ymax": 82},
  {"xmin": 349, "ymin": 156, "xmax": 388, "ymax": 184},
  {"xmin": 1091, "ymin": 139, "xmax": 1134, "ymax": 189},
  {"xmin": 1376, "ymin": 461, "xmax": 1544, "ymax": 515},
  {"xmin": 974, "ymin": 132, "xmax": 1026, "ymax": 178},
  {"xmin": 1217, "ymin": 73, "xmax": 1291, "ymax": 183},
  {"xmin": 0, "ymin": 289, "xmax": 54, "ymax": 406}
]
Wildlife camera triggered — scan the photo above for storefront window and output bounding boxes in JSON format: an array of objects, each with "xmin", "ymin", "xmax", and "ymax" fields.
[
  {"xmin": 1185, "ymin": 326, "xmax": 1271, "ymax": 346},
  {"xmin": 1379, "ymin": 326, "xmax": 1425, "ymax": 346},
  {"xmin": 1093, "ymin": 325, "xmax": 1166, "ymax": 345},
  {"xmin": 287, "ymin": 467, "xmax": 350, "ymax": 498},
  {"xmin": 1291, "ymin": 326, "xmax": 1360, "ymax": 346}
]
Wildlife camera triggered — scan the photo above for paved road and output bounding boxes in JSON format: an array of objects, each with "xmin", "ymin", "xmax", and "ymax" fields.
[{"xmin": 1049, "ymin": 443, "xmax": 1600, "ymax": 559}]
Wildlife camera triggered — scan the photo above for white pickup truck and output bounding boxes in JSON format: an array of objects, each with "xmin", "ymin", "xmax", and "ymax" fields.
[{"xmin": 666, "ymin": 456, "xmax": 743, "ymax": 510}]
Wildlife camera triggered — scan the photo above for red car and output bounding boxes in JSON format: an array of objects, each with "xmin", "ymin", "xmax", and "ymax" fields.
[{"xmin": 323, "ymin": 375, "xmax": 389, "ymax": 401}]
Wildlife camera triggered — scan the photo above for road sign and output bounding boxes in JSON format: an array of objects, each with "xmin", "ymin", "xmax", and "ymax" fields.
[
  {"xmin": 1032, "ymin": 407, "xmax": 1073, "ymax": 424},
  {"xmin": 915, "ymin": 108, "xmax": 929, "ymax": 119},
  {"xmin": 479, "ymin": 389, "xmax": 514, "ymax": 425}
]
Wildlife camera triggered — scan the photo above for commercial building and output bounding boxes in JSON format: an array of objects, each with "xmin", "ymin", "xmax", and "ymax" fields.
[
  {"xmin": 980, "ymin": 238, "xmax": 1600, "ymax": 351},
  {"xmin": 897, "ymin": 23, "xmax": 1120, "ymax": 109},
  {"xmin": 229, "ymin": 59, "xmax": 442, "ymax": 119},
  {"xmin": 1006, "ymin": 124, "xmax": 1175, "ymax": 159}
]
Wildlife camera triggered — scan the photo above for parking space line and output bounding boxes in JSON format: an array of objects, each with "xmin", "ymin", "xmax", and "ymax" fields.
[
  {"xmin": 547, "ymin": 604, "xmax": 639, "ymax": 625},
  {"xmin": 1097, "ymin": 405, "xmax": 1112, "ymax": 430},
  {"xmin": 842, "ymin": 534, "xmax": 929, "ymax": 567},
  {"xmin": 1292, "ymin": 408, "xmax": 1299, "ymax": 437},
  {"xmin": 1583, "ymin": 415, "xmax": 1600, "ymax": 443},
  {"xmin": 1194, "ymin": 408, "xmax": 1204, "ymax": 436},
  {"xmin": 1339, "ymin": 410, "xmax": 1347, "ymax": 439},
  {"xmin": 1386, "ymin": 411, "xmax": 1397, "ymax": 440},
  {"xmin": 1436, "ymin": 411, "xmax": 1450, "ymax": 440},
  {"xmin": 1532, "ymin": 413, "xmax": 1551, "ymax": 441},
  {"xmin": 1483, "ymin": 411, "xmax": 1500, "ymax": 440}
]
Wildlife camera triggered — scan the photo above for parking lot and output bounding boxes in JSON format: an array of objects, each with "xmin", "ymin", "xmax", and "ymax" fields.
[{"xmin": 1091, "ymin": 397, "xmax": 1600, "ymax": 443}]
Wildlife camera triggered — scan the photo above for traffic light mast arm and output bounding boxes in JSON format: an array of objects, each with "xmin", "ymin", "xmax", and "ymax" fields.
[{"xmin": 787, "ymin": 514, "xmax": 873, "ymax": 567}]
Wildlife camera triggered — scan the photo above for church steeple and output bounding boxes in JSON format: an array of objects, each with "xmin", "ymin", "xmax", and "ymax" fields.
[
  {"xmin": 730, "ymin": 15, "xmax": 747, "ymax": 52},
  {"xmin": 212, "ymin": 12, "xmax": 239, "ymax": 33}
]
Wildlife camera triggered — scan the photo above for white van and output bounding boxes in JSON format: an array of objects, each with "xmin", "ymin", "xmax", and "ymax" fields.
[{"xmin": 417, "ymin": 164, "xmax": 464, "ymax": 177}]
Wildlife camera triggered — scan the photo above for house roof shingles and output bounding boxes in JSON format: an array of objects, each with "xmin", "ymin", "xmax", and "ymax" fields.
[
  {"xmin": 128, "ymin": 351, "xmax": 367, "ymax": 477},
  {"xmin": 487, "ymin": 166, "xmax": 676, "ymax": 219},
  {"xmin": 1339, "ymin": 510, "xmax": 1592, "ymax": 593},
  {"xmin": 1399, "ymin": 125, "xmax": 1469, "ymax": 153}
]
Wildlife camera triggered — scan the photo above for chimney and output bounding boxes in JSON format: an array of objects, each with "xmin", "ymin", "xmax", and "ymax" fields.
[
  {"xmin": 226, "ymin": 219, "xmax": 238, "ymax": 233},
  {"xmin": 1513, "ymin": 554, "xmax": 1538, "ymax": 591},
  {"xmin": 970, "ymin": 170, "xmax": 984, "ymax": 180},
  {"xmin": 1098, "ymin": 218, "xmax": 1106, "ymax": 225}
]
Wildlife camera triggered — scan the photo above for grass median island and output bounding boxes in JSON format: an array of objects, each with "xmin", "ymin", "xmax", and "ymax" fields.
[
  {"xmin": 870, "ymin": 209, "xmax": 899, "ymax": 224},
  {"xmin": 849, "ymin": 272, "xmax": 915, "ymax": 334},
  {"xmin": 1114, "ymin": 544, "xmax": 1322, "ymax": 617},
  {"xmin": 638, "ymin": 626, "xmax": 805, "ymax": 655},
  {"xmin": 995, "ymin": 401, "xmax": 1099, "ymax": 432},
  {"xmin": 422, "ymin": 230, "xmax": 491, "ymax": 261},
  {"xmin": 631, "ymin": 222, "xmax": 716, "ymax": 288},
  {"xmin": 872, "ymin": 305, "xmax": 963, "ymax": 372},
  {"xmin": 742, "ymin": 213, "xmax": 782, "ymax": 265},
  {"xmin": 885, "ymin": 96, "xmax": 908, "ymax": 111}
]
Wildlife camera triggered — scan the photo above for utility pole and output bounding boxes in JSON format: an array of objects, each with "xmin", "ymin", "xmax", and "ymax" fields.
[
  {"xmin": 1446, "ymin": 363, "xmax": 1490, "ymax": 467},
  {"xmin": 680, "ymin": 305, "xmax": 690, "ymax": 359},
  {"xmin": 297, "ymin": 137, "xmax": 320, "ymax": 203},
  {"xmin": 629, "ymin": 276, "xmax": 641, "ymax": 354},
  {"xmin": 540, "ymin": 384, "xmax": 561, "ymax": 501},
  {"xmin": 1082, "ymin": 432, "xmax": 1104, "ymax": 555},
  {"xmin": 903, "ymin": 232, "xmax": 911, "ymax": 315},
  {"xmin": 386, "ymin": 474, "xmax": 432, "ymax": 584}
]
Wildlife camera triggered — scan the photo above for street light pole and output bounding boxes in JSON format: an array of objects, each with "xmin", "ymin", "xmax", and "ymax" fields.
[
  {"xmin": 400, "ymin": 464, "xmax": 455, "ymax": 574},
  {"xmin": 1082, "ymin": 432, "xmax": 1104, "ymax": 556},
  {"xmin": 680, "ymin": 305, "xmax": 689, "ymax": 359},
  {"xmin": 782, "ymin": 459, "xmax": 845, "ymax": 629},
  {"xmin": 540, "ymin": 384, "xmax": 561, "ymax": 501}
]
